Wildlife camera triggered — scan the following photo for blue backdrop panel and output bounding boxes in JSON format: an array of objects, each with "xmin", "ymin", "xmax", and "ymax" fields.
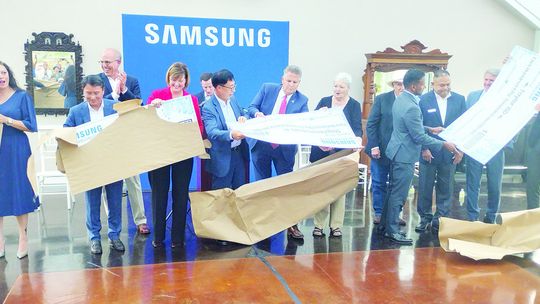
[{"xmin": 121, "ymin": 14, "xmax": 289, "ymax": 191}]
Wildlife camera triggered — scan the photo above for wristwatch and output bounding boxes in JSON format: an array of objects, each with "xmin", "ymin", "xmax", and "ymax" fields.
[{"xmin": 6, "ymin": 118, "xmax": 13, "ymax": 126}]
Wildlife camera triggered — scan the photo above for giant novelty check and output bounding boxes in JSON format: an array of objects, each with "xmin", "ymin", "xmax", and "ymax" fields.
[
  {"xmin": 440, "ymin": 46, "xmax": 540, "ymax": 164},
  {"xmin": 155, "ymin": 95, "xmax": 198, "ymax": 123},
  {"xmin": 233, "ymin": 108, "xmax": 361, "ymax": 148}
]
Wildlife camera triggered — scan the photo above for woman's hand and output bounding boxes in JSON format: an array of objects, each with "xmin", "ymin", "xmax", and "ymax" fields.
[
  {"xmin": 237, "ymin": 116, "xmax": 247, "ymax": 123},
  {"xmin": 150, "ymin": 98, "xmax": 164, "ymax": 108},
  {"xmin": 320, "ymin": 146, "xmax": 334, "ymax": 152}
]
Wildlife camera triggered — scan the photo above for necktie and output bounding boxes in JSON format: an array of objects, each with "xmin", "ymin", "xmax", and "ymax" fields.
[{"xmin": 271, "ymin": 94, "xmax": 288, "ymax": 149}]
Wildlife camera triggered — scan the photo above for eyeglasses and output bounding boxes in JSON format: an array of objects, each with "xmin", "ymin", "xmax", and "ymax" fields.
[
  {"xmin": 98, "ymin": 60, "xmax": 119, "ymax": 65},
  {"xmin": 220, "ymin": 84, "xmax": 236, "ymax": 90}
]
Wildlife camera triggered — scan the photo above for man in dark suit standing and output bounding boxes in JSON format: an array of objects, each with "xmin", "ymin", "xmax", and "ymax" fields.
[
  {"xmin": 201, "ymin": 69, "xmax": 249, "ymax": 190},
  {"xmin": 97, "ymin": 48, "xmax": 149, "ymax": 235},
  {"xmin": 366, "ymin": 73, "xmax": 404, "ymax": 224},
  {"xmin": 416, "ymin": 70, "xmax": 467, "ymax": 232},
  {"xmin": 194, "ymin": 72, "xmax": 214, "ymax": 108},
  {"xmin": 380, "ymin": 69, "xmax": 460, "ymax": 244},
  {"xmin": 526, "ymin": 104, "xmax": 540, "ymax": 209},
  {"xmin": 64, "ymin": 75, "xmax": 124, "ymax": 254},
  {"xmin": 247, "ymin": 65, "xmax": 309, "ymax": 239}
]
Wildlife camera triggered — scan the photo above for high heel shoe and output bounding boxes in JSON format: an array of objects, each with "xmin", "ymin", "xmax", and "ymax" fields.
[
  {"xmin": 17, "ymin": 228, "xmax": 28, "ymax": 259},
  {"xmin": 0, "ymin": 241, "xmax": 5, "ymax": 258}
]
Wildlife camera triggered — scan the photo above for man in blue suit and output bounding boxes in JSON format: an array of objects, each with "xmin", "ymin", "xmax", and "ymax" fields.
[
  {"xmin": 64, "ymin": 75, "xmax": 125, "ymax": 254},
  {"xmin": 380, "ymin": 69, "xmax": 460, "ymax": 245},
  {"xmin": 247, "ymin": 65, "xmax": 309, "ymax": 239},
  {"xmin": 195, "ymin": 72, "xmax": 214, "ymax": 108},
  {"xmin": 202, "ymin": 69, "xmax": 249, "ymax": 190},
  {"xmin": 416, "ymin": 70, "xmax": 467, "ymax": 232},
  {"xmin": 366, "ymin": 74, "xmax": 404, "ymax": 224},
  {"xmin": 97, "ymin": 48, "xmax": 149, "ymax": 235},
  {"xmin": 465, "ymin": 68, "xmax": 509, "ymax": 223}
]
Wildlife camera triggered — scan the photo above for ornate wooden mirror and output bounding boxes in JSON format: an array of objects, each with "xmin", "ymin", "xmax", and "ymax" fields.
[
  {"xmin": 24, "ymin": 32, "xmax": 83, "ymax": 115},
  {"xmin": 360, "ymin": 40, "xmax": 452, "ymax": 164}
]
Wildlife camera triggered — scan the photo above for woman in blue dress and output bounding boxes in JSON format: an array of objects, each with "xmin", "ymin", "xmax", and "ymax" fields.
[{"xmin": 0, "ymin": 61, "xmax": 39, "ymax": 259}]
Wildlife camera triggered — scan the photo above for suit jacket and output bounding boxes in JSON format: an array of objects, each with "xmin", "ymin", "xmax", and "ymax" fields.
[
  {"xmin": 194, "ymin": 91, "xmax": 206, "ymax": 107},
  {"xmin": 467, "ymin": 89, "xmax": 515, "ymax": 150},
  {"xmin": 64, "ymin": 99, "xmax": 117, "ymax": 127},
  {"xmin": 528, "ymin": 115, "xmax": 540, "ymax": 152},
  {"xmin": 202, "ymin": 96, "xmax": 249, "ymax": 177},
  {"xmin": 98, "ymin": 72, "xmax": 141, "ymax": 102},
  {"xmin": 247, "ymin": 83, "xmax": 309, "ymax": 164},
  {"xmin": 309, "ymin": 96, "xmax": 362, "ymax": 162},
  {"xmin": 385, "ymin": 91, "xmax": 443, "ymax": 164},
  {"xmin": 365, "ymin": 90, "xmax": 395, "ymax": 163},
  {"xmin": 419, "ymin": 91, "xmax": 467, "ymax": 164}
]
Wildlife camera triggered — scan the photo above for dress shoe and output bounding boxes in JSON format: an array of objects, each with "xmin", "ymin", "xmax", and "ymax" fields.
[
  {"xmin": 137, "ymin": 223, "xmax": 151, "ymax": 235},
  {"xmin": 109, "ymin": 239, "xmax": 125, "ymax": 252},
  {"xmin": 384, "ymin": 232, "xmax": 413, "ymax": 245},
  {"xmin": 216, "ymin": 240, "xmax": 229, "ymax": 246},
  {"xmin": 431, "ymin": 219, "xmax": 440, "ymax": 231},
  {"xmin": 399, "ymin": 218, "xmax": 407, "ymax": 226},
  {"xmin": 16, "ymin": 250, "xmax": 28, "ymax": 259},
  {"xmin": 152, "ymin": 240, "xmax": 164, "ymax": 248},
  {"xmin": 0, "ymin": 240, "xmax": 5, "ymax": 258},
  {"xmin": 90, "ymin": 239, "xmax": 102, "ymax": 254},
  {"xmin": 287, "ymin": 225, "xmax": 304, "ymax": 239},
  {"xmin": 373, "ymin": 215, "xmax": 381, "ymax": 225},
  {"xmin": 171, "ymin": 241, "xmax": 184, "ymax": 248},
  {"xmin": 415, "ymin": 221, "xmax": 430, "ymax": 232}
]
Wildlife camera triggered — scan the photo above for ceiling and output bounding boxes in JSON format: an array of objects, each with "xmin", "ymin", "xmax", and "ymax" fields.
[{"xmin": 500, "ymin": 0, "xmax": 540, "ymax": 29}]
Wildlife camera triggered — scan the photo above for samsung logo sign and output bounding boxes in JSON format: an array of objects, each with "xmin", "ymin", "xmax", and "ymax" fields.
[{"xmin": 144, "ymin": 24, "xmax": 271, "ymax": 47}]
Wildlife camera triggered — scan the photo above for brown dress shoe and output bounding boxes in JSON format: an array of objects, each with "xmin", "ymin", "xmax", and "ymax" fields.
[
  {"xmin": 287, "ymin": 225, "xmax": 304, "ymax": 239},
  {"xmin": 373, "ymin": 215, "xmax": 381, "ymax": 224}
]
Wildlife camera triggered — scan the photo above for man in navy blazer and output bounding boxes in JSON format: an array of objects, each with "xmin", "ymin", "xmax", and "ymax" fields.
[
  {"xmin": 202, "ymin": 69, "xmax": 249, "ymax": 190},
  {"xmin": 247, "ymin": 65, "xmax": 309, "ymax": 239},
  {"xmin": 365, "ymin": 74, "xmax": 403, "ymax": 224},
  {"xmin": 97, "ymin": 48, "xmax": 149, "ymax": 235},
  {"xmin": 380, "ymin": 69, "xmax": 460, "ymax": 245},
  {"xmin": 416, "ymin": 70, "xmax": 467, "ymax": 232},
  {"xmin": 64, "ymin": 75, "xmax": 125, "ymax": 255},
  {"xmin": 465, "ymin": 68, "xmax": 508, "ymax": 223},
  {"xmin": 194, "ymin": 72, "xmax": 214, "ymax": 108}
]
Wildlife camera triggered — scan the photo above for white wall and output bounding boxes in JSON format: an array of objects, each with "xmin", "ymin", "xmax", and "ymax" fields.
[{"xmin": 1, "ymin": 0, "xmax": 534, "ymax": 125}]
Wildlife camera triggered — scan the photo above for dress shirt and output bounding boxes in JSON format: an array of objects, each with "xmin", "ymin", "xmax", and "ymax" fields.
[
  {"xmin": 216, "ymin": 95, "xmax": 241, "ymax": 148},
  {"xmin": 271, "ymin": 90, "xmax": 292, "ymax": 115},
  {"xmin": 435, "ymin": 92, "xmax": 451, "ymax": 125},
  {"xmin": 106, "ymin": 75, "xmax": 128, "ymax": 101},
  {"xmin": 87, "ymin": 101, "xmax": 105, "ymax": 122}
]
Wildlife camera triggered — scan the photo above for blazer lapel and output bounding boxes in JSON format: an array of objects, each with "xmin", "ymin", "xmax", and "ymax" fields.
[
  {"xmin": 100, "ymin": 73, "xmax": 113, "ymax": 96},
  {"xmin": 212, "ymin": 97, "xmax": 227, "ymax": 129},
  {"xmin": 430, "ymin": 92, "xmax": 444, "ymax": 126}
]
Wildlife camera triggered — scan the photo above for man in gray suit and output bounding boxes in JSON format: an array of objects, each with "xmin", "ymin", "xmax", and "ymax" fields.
[
  {"xmin": 526, "ymin": 103, "xmax": 540, "ymax": 209},
  {"xmin": 380, "ymin": 69, "xmax": 460, "ymax": 245}
]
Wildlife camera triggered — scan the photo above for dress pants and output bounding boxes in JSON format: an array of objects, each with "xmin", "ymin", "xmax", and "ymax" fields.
[
  {"xmin": 466, "ymin": 151, "xmax": 504, "ymax": 223},
  {"xmin": 314, "ymin": 195, "xmax": 346, "ymax": 229},
  {"xmin": 417, "ymin": 162, "xmax": 455, "ymax": 223},
  {"xmin": 148, "ymin": 158, "xmax": 193, "ymax": 244},
  {"xmin": 212, "ymin": 149, "xmax": 246, "ymax": 190},
  {"xmin": 370, "ymin": 158, "xmax": 390, "ymax": 217},
  {"xmin": 85, "ymin": 180, "xmax": 123, "ymax": 241},
  {"xmin": 380, "ymin": 162, "xmax": 414, "ymax": 234},
  {"xmin": 526, "ymin": 147, "xmax": 540, "ymax": 209},
  {"xmin": 102, "ymin": 175, "xmax": 147, "ymax": 225},
  {"xmin": 252, "ymin": 142, "xmax": 294, "ymax": 180}
]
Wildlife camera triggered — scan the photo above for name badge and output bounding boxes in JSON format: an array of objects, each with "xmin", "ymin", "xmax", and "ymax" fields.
[{"xmin": 427, "ymin": 108, "xmax": 437, "ymax": 113}]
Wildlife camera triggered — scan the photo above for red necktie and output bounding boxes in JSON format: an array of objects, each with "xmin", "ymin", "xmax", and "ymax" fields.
[{"xmin": 271, "ymin": 94, "xmax": 288, "ymax": 149}]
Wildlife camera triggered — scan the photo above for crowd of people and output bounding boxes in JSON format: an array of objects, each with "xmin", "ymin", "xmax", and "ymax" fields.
[{"xmin": 0, "ymin": 47, "xmax": 539, "ymax": 256}]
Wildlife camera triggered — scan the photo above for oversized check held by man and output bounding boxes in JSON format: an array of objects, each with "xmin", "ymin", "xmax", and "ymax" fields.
[
  {"xmin": 440, "ymin": 46, "xmax": 540, "ymax": 164},
  {"xmin": 233, "ymin": 108, "xmax": 361, "ymax": 149}
]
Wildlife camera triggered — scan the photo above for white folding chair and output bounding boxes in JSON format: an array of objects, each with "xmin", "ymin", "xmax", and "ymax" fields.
[{"xmin": 358, "ymin": 163, "xmax": 368, "ymax": 197}]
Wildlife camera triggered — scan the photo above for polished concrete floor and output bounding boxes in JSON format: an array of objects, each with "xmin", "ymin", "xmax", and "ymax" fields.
[{"xmin": 0, "ymin": 177, "xmax": 539, "ymax": 302}]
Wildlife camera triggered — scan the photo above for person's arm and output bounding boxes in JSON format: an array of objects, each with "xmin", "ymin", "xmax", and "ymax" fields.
[
  {"xmin": 64, "ymin": 107, "xmax": 76, "ymax": 127},
  {"xmin": 366, "ymin": 96, "xmax": 382, "ymax": 158},
  {"xmin": 403, "ymin": 106, "xmax": 443, "ymax": 151},
  {"xmin": 247, "ymin": 84, "xmax": 266, "ymax": 118},
  {"xmin": 201, "ymin": 104, "xmax": 233, "ymax": 143},
  {"xmin": 191, "ymin": 95, "xmax": 204, "ymax": 135},
  {"xmin": 119, "ymin": 77, "xmax": 141, "ymax": 101},
  {"xmin": 350, "ymin": 100, "xmax": 362, "ymax": 138}
]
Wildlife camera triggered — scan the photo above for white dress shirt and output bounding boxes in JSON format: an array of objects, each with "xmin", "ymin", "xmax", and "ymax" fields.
[
  {"xmin": 435, "ymin": 92, "xmax": 451, "ymax": 125},
  {"xmin": 87, "ymin": 101, "xmax": 105, "ymax": 122},
  {"xmin": 216, "ymin": 96, "xmax": 241, "ymax": 148},
  {"xmin": 106, "ymin": 76, "xmax": 128, "ymax": 101}
]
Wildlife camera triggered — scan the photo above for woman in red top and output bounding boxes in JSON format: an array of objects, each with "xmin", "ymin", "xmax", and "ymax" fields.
[{"xmin": 147, "ymin": 62, "xmax": 203, "ymax": 248}]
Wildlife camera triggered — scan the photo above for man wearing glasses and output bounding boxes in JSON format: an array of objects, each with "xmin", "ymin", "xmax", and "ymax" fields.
[
  {"xmin": 247, "ymin": 65, "xmax": 309, "ymax": 239},
  {"xmin": 96, "ymin": 48, "xmax": 150, "ymax": 235}
]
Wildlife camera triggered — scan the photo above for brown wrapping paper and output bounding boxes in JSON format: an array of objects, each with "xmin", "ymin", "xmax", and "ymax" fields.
[
  {"xmin": 190, "ymin": 150, "xmax": 360, "ymax": 245},
  {"xmin": 439, "ymin": 208, "xmax": 540, "ymax": 260},
  {"xmin": 54, "ymin": 100, "xmax": 206, "ymax": 194}
]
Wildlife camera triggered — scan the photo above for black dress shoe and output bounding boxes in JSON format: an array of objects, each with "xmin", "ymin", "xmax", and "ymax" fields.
[
  {"xmin": 373, "ymin": 215, "xmax": 381, "ymax": 225},
  {"xmin": 90, "ymin": 239, "xmax": 102, "ymax": 254},
  {"xmin": 415, "ymin": 221, "xmax": 430, "ymax": 232},
  {"xmin": 384, "ymin": 232, "xmax": 413, "ymax": 245},
  {"xmin": 152, "ymin": 240, "xmax": 164, "ymax": 248},
  {"xmin": 217, "ymin": 240, "xmax": 229, "ymax": 246},
  {"xmin": 171, "ymin": 241, "xmax": 184, "ymax": 248},
  {"xmin": 109, "ymin": 239, "xmax": 125, "ymax": 251},
  {"xmin": 287, "ymin": 225, "xmax": 304, "ymax": 239}
]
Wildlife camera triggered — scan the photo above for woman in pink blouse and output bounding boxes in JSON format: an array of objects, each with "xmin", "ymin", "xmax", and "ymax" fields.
[{"xmin": 147, "ymin": 62, "xmax": 203, "ymax": 248}]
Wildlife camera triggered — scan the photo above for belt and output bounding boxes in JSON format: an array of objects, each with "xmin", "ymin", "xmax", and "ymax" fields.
[{"xmin": 231, "ymin": 145, "xmax": 240, "ymax": 151}]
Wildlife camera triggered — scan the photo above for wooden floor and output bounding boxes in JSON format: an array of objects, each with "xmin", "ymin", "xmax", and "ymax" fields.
[{"xmin": 5, "ymin": 247, "xmax": 540, "ymax": 303}]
